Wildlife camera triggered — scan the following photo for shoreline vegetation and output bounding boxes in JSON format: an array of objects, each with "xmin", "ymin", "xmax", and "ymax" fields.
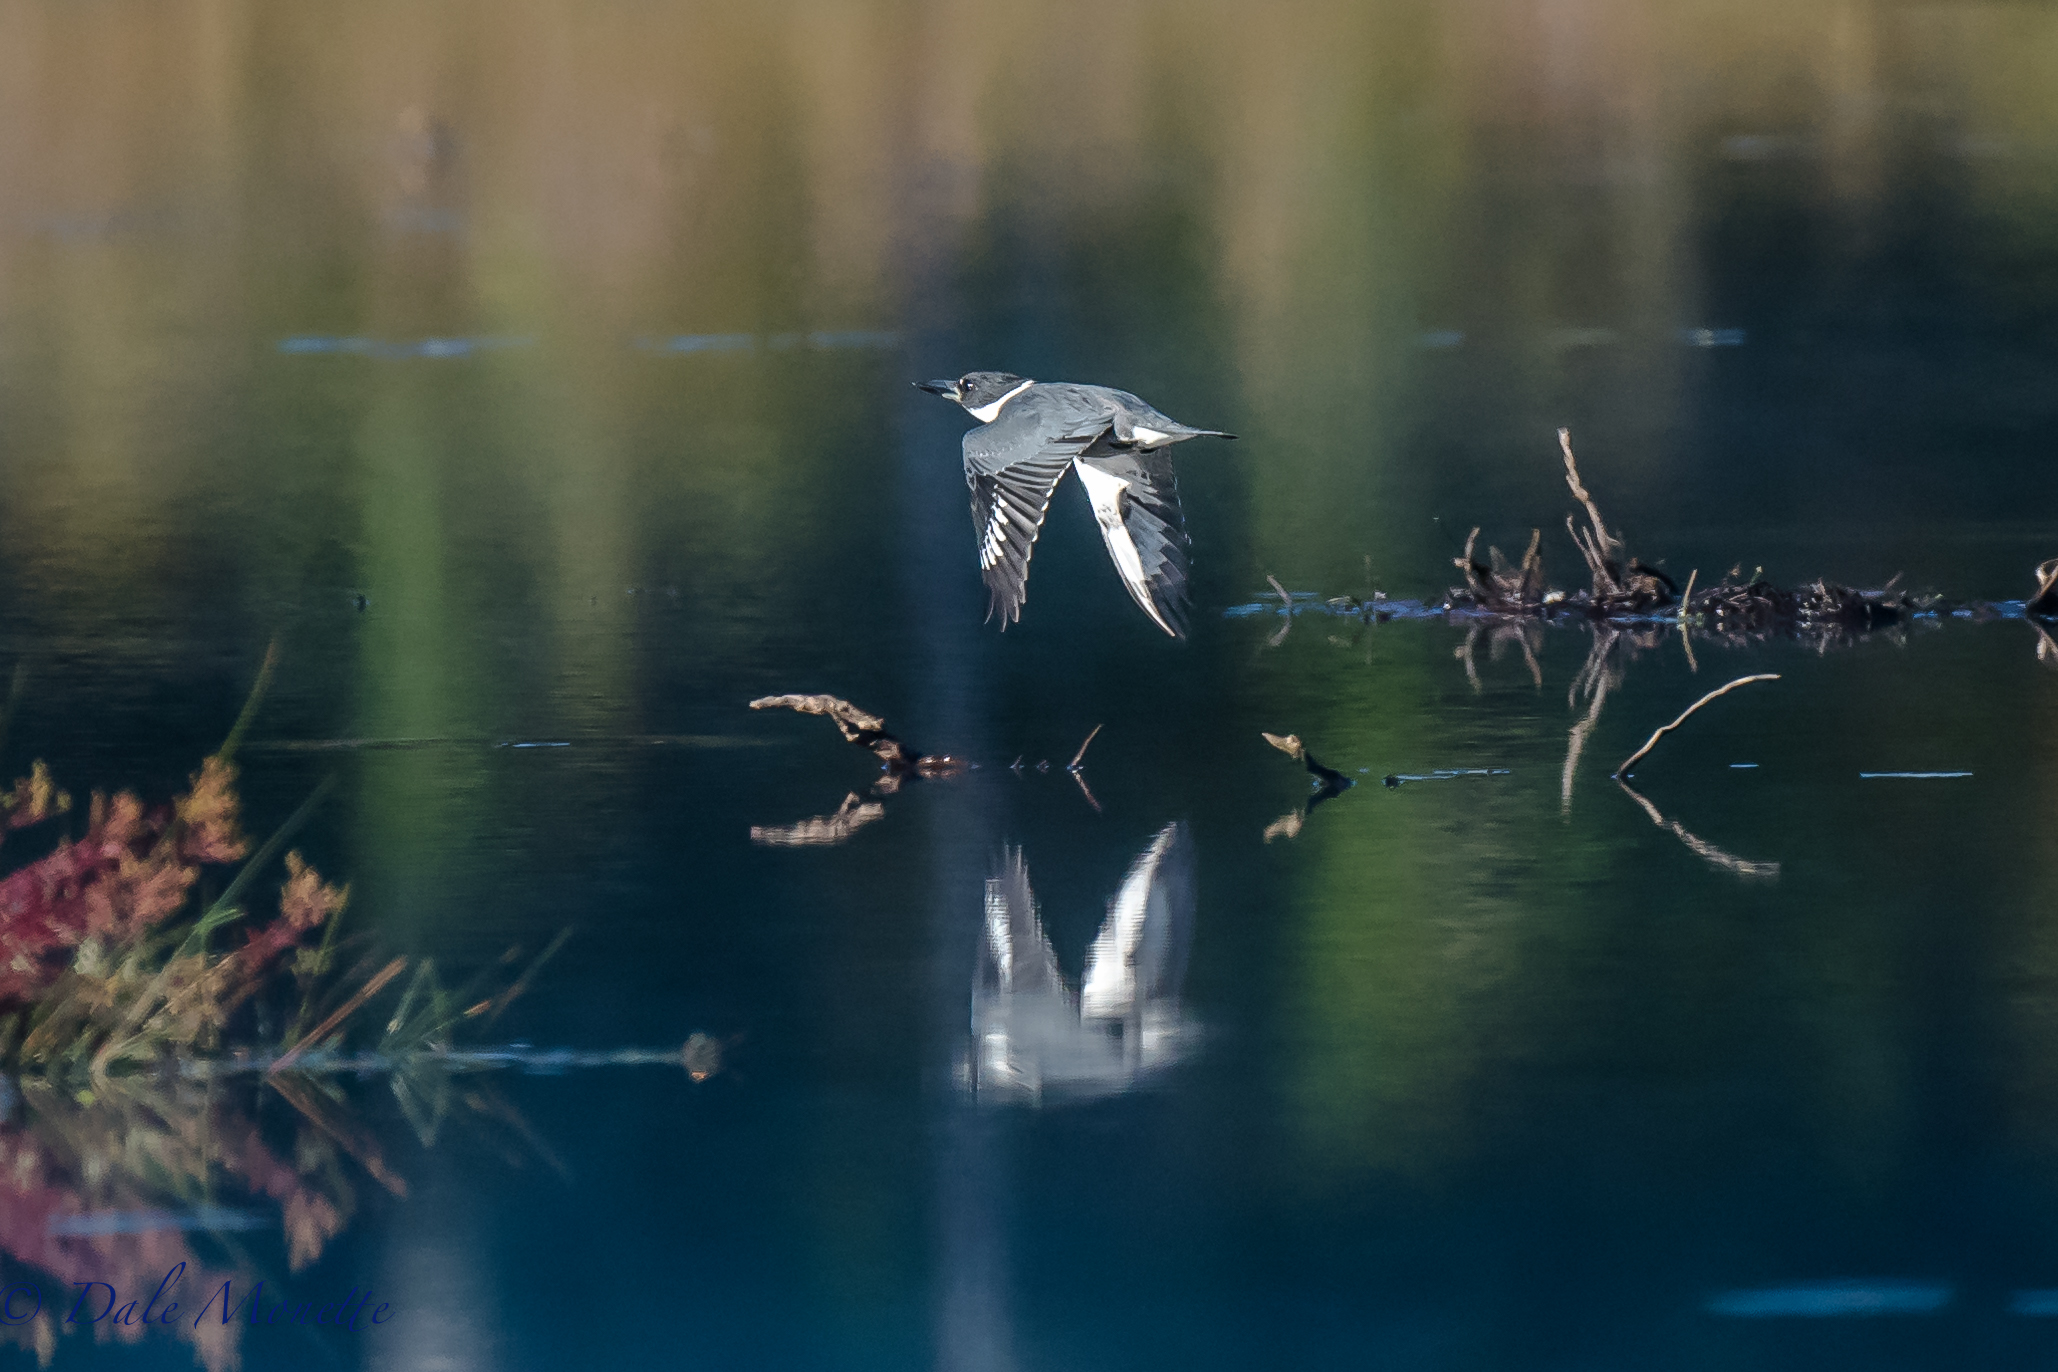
[{"xmin": 0, "ymin": 653, "xmax": 717, "ymax": 1370}]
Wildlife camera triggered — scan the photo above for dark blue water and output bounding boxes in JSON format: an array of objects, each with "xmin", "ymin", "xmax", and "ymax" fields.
[{"xmin": 2, "ymin": 3, "xmax": 2057, "ymax": 1368}]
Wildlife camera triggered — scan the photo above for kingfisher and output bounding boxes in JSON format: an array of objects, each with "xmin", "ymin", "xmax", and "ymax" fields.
[{"xmin": 916, "ymin": 371, "xmax": 1234, "ymax": 638}]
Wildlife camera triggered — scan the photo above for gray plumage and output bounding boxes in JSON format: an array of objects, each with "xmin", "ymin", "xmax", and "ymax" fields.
[{"xmin": 916, "ymin": 371, "xmax": 1234, "ymax": 638}]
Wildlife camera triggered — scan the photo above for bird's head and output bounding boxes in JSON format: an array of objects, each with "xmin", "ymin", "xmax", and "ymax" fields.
[{"xmin": 916, "ymin": 371, "xmax": 1031, "ymax": 416}]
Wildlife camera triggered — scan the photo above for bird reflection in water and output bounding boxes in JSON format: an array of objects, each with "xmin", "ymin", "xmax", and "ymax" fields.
[{"xmin": 962, "ymin": 822, "xmax": 1198, "ymax": 1103}]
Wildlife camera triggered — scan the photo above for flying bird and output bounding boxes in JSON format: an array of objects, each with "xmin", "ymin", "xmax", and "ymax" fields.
[{"xmin": 916, "ymin": 371, "xmax": 1234, "ymax": 638}]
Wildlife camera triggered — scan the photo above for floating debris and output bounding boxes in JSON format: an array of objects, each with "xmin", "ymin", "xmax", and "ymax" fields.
[
  {"xmin": 1380, "ymin": 768, "xmax": 1511, "ymax": 788},
  {"xmin": 1237, "ymin": 431, "xmax": 2033, "ymax": 650},
  {"xmin": 1260, "ymin": 732, "xmax": 1354, "ymax": 841},
  {"xmin": 1859, "ymin": 771, "xmax": 1973, "ymax": 780}
]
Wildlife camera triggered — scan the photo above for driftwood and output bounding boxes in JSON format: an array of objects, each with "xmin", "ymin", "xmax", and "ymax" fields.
[
  {"xmin": 749, "ymin": 694, "xmax": 966, "ymax": 785},
  {"xmin": 2032, "ymin": 557, "xmax": 2058, "ymax": 618},
  {"xmin": 1558, "ymin": 429, "xmax": 1679, "ymax": 611},
  {"xmin": 1614, "ymin": 674, "xmax": 1779, "ymax": 779},
  {"xmin": 1454, "ymin": 525, "xmax": 1548, "ymax": 610},
  {"xmin": 1262, "ymin": 732, "xmax": 1353, "ymax": 792},
  {"xmin": 749, "ymin": 695, "xmax": 966, "ymax": 845},
  {"xmin": 1260, "ymin": 731, "xmax": 1355, "ymax": 840}
]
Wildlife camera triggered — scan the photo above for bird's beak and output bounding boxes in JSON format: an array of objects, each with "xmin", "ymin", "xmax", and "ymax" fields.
[{"xmin": 915, "ymin": 379, "xmax": 959, "ymax": 399}]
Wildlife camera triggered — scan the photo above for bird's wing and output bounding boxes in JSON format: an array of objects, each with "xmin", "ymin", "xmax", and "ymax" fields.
[
  {"xmin": 1071, "ymin": 450, "xmax": 1192, "ymax": 639},
  {"xmin": 963, "ymin": 397, "xmax": 1111, "ymax": 627},
  {"xmin": 982, "ymin": 848, "xmax": 1060, "ymax": 996}
]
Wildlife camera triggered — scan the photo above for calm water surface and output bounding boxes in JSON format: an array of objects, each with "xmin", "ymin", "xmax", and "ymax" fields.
[{"xmin": 2, "ymin": 2, "xmax": 2057, "ymax": 1368}]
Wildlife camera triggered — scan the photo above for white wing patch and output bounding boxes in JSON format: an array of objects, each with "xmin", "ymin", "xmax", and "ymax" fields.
[
  {"xmin": 1073, "ymin": 461, "xmax": 1177, "ymax": 636},
  {"xmin": 980, "ymin": 502, "xmax": 1012, "ymax": 569},
  {"xmin": 1079, "ymin": 824, "xmax": 1178, "ymax": 1020}
]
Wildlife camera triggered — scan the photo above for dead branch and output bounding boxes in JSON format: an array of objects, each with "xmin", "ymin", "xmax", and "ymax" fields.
[
  {"xmin": 1262, "ymin": 732, "xmax": 1354, "ymax": 792},
  {"xmin": 1068, "ymin": 724, "xmax": 1104, "ymax": 771},
  {"xmin": 1613, "ymin": 673, "xmax": 1780, "ymax": 778},
  {"xmin": 750, "ymin": 694, "xmax": 965, "ymax": 778},
  {"xmin": 2031, "ymin": 557, "xmax": 2058, "ymax": 617},
  {"xmin": 1560, "ymin": 427, "xmax": 1624, "ymax": 579},
  {"xmin": 1453, "ymin": 526, "xmax": 1548, "ymax": 611}
]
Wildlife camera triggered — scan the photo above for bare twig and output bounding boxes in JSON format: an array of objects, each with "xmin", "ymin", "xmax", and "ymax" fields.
[
  {"xmin": 1613, "ymin": 673, "xmax": 1780, "ymax": 778},
  {"xmin": 272, "ymin": 956, "xmax": 409, "ymax": 1073},
  {"xmin": 1069, "ymin": 767, "xmax": 1104, "ymax": 814},
  {"xmin": 1067, "ymin": 724, "xmax": 1104, "ymax": 771},
  {"xmin": 1455, "ymin": 527, "xmax": 1487, "ymax": 599},
  {"xmin": 1266, "ymin": 574, "xmax": 1293, "ymax": 610},
  {"xmin": 1560, "ymin": 427, "xmax": 1620, "ymax": 559},
  {"xmin": 1560, "ymin": 427, "xmax": 1625, "ymax": 597}
]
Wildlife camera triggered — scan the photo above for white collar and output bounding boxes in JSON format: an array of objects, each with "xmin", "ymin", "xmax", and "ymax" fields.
[{"xmin": 968, "ymin": 379, "xmax": 1035, "ymax": 423}]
